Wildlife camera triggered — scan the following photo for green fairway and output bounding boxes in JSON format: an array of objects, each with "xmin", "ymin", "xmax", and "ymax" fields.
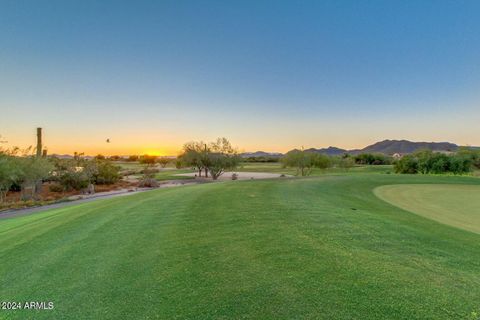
[
  {"xmin": 375, "ymin": 184, "xmax": 480, "ymax": 234},
  {"xmin": 1, "ymin": 174, "xmax": 480, "ymax": 319}
]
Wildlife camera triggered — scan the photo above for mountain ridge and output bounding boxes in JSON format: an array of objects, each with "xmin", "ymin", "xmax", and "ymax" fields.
[{"xmin": 242, "ymin": 139, "xmax": 474, "ymax": 157}]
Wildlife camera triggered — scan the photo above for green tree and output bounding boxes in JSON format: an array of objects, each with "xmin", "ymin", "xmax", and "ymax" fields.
[
  {"xmin": 157, "ymin": 158, "xmax": 170, "ymax": 168},
  {"xmin": 206, "ymin": 138, "xmax": 240, "ymax": 180},
  {"xmin": 0, "ymin": 150, "xmax": 19, "ymax": 202},
  {"xmin": 179, "ymin": 141, "xmax": 208, "ymax": 177},
  {"xmin": 16, "ymin": 156, "xmax": 53, "ymax": 200},
  {"xmin": 93, "ymin": 160, "xmax": 121, "ymax": 185},
  {"xmin": 179, "ymin": 138, "xmax": 240, "ymax": 180},
  {"xmin": 282, "ymin": 150, "xmax": 331, "ymax": 176}
]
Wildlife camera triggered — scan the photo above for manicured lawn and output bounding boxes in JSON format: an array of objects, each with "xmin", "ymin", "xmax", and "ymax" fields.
[
  {"xmin": 1, "ymin": 174, "xmax": 480, "ymax": 319},
  {"xmin": 375, "ymin": 184, "xmax": 480, "ymax": 234},
  {"xmin": 238, "ymin": 162, "xmax": 393, "ymax": 175},
  {"xmin": 155, "ymin": 168, "xmax": 195, "ymax": 181}
]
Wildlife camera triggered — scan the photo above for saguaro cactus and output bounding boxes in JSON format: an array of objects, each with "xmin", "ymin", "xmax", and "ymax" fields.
[{"xmin": 36, "ymin": 127, "xmax": 42, "ymax": 158}]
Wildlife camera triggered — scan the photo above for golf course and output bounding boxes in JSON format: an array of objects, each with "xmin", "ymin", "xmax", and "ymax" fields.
[{"xmin": 1, "ymin": 171, "xmax": 479, "ymax": 319}]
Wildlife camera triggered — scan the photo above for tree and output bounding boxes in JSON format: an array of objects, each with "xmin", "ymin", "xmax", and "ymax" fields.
[
  {"xmin": 179, "ymin": 138, "xmax": 240, "ymax": 180},
  {"xmin": 93, "ymin": 160, "xmax": 121, "ymax": 185},
  {"xmin": 157, "ymin": 158, "xmax": 170, "ymax": 168},
  {"xmin": 138, "ymin": 162, "xmax": 159, "ymax": 188},
  {"xmin": 206, "ymin": 138, "xmax": 240, "ymax": 180},
  {"xmin": 51, "ymin": 157, "xmax": 96, "ymax": 192},
  {"xmin": 354, "ymin": 153, "xmax": 391, "ymax": 165},
  {"xmin": 0, "ymin": 149, "xmax": 19, "ymax": 202},
  {"xmin": 179, "ymin": 141, "xmax": 208, "ymax": 177},
  {"xmin": 16, "ymin": 156, "xmax": 53, "ymax": 200},
  {"xmin": 337, "ymin": 156, "xmax": 355, "ymax": 171},
  {"xmin": 394, "ymin": 154, "xmax": 418, "ymax": 174},
  {"xmin": 394, "ymin": 150, "xmax": 472, "ymax": 175},
  {"xmin": 127, "ymin": 155, "xmax": 139, "ymax": 162},
  {"xmin": 281, "ymin": 149, "xmax": 331, "ymax": 176},
  {"xmin": 139, "ymin": 155, "xmax": 157, "ymax": 165}
]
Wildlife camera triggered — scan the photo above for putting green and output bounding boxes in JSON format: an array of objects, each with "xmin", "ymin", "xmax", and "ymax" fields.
[{"xmin": 375, "ymin": 184, "xmax": 480, "ymax": 234}]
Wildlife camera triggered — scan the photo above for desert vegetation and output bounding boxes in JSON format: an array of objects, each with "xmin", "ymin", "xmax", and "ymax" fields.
[
  {"xmin": 0, "ymin": 147, "xmax": 122, "ymax": 207},
  {"xmin": 178, "ymin": 137, "xmax": 240, "ymax": 179},
  {"xmin": 394, "ymin": 149, "xmax": 476, "ymax": 174}
]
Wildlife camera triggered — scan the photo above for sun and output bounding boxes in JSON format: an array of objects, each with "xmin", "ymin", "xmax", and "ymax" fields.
[{"xmin": 143, "ymin": 150, "xmax": 163, "ymax": 157}]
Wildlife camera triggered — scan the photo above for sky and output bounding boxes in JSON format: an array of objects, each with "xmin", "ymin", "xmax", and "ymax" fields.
[{"xmin": 1, "ymin": 0, "xmax": 479, "ymax": 155}]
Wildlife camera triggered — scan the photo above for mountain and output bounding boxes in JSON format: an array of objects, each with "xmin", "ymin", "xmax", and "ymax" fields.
[
  {"xmin": 284, "ymin": 140, "xmax": 464, "ymax": 156},
  {"xmin": 357, "ymin": 140, "xmax": 458, "ymax": 155},
  {"xmin": 305, "ymin": 147, "xmax": 348, "ymax": 156},
  {"xmin": 240, "ymin": 151, "xmax": 283, "ymax": 158}
]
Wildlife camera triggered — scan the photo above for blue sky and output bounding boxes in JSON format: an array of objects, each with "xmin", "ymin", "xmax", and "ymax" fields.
[{"xmin": 1, "ymin": 0, "xmax": 479, "ymax": 155}]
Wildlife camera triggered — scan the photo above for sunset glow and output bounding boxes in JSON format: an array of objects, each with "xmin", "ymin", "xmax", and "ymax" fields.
[{"xmin": 1, "ymin": 1, "xmax": 480, "ymax": 154}]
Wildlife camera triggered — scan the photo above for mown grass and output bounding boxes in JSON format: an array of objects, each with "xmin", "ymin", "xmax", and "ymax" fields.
[
  {"xmin": 1, "ymin": 174, "xmax": 480, "ymax": 319},
  {"xmin": 237, "ymin": 162, "xmax": 393, "ymax": 175},
  {"xmin": 155, "ymin": 168, "xmax": 195, "ymax": 181},
  {"xmin": 375, "ymin": 184, "xmax": 480, "ymax": 234}
]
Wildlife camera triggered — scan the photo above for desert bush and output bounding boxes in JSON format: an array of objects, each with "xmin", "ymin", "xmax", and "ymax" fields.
[
  {"xmin": 0, "ymin": 150, "xmax": 19, "ymax": 202},
  {"xmin": 127, "ymin": 155, "xmax": 139, "ymax": 162},
  {"xmin": 93, "ymin": 161, "xmax": 121, "ymax": 185},
  {"xmin": 243, "ymin": 156, "xmax": 280, "ymax": 163},
  {"xmin": 15, "ymin": 156, "xmax": 53, "ymax": 200},
  {"xmin": 139, "ymin": 155, "xmax": 157, "ymax": 164},
  {"xmin": 395, "ymin": 150, "xmax": 472, "ymax": 174},
  {"xmin": 179, "ymin": 138, "xmax": 240, "ymax": 179},
  {"xmin": 337, "ymin": 157, "xmax": 355, "ymax": 170},
  {"xmin": 58, "ymin": 170, "xmax": 90, "ymax": 191},
  {"xmin": 140, "ymin": 168, "xmax": 159, "ymax": 174},
  {"xmin": 49, "ymin": 184, "xmax": 64, "ymax": 193},
  {"xmin": 354, "ymin": 153, "xmax": 391, "ymax": 165},
  {"xmin": 138, "ymin": 178, "xmax": 159, "ymax": 188},
  {"xmin": 157, "ymin": 158, "xmax": 170, "ymax": 168},
  {"xmin": 138, "ymin": 163, "xmax": 160, "ymax": 187},
  {"xmin": 282, "ymin": 150, "xmax": 332, "ymax": 176}
]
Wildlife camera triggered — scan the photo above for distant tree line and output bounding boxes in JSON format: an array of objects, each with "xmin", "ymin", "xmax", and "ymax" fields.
[
  {"xmin": 394, "ymin": 149, "xmax": 479, "ymax": 174},
  {"xmin": 353, "ymin": 153, "xmax": 391, "ymax": 165},
  {"xmin": 242, "ymin": 156, "xmax": 280, "ymax": 163}
]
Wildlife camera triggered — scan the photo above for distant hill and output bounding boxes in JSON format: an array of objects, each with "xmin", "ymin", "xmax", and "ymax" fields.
[
  {"xmin": 305, "ymin": 146, "xmax": 348, "ymax": 156},
  {"xmin": 283, "ymin": 139, "xmax": 466, "ymax": 156},
  {"xmin": 240, "ymin": 151, "xmax": 283, "ymax": 158},
  {"xmin": 357, "ymin": 140, "xmax": 458, "ymax": 155}
]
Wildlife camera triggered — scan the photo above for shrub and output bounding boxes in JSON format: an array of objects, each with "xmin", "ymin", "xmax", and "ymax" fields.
[
  {"xmin": 58, "ymin": 170, "xmax": 90, "ymax": 191},
  {"xmin": 138, "ymin": 178, "xmax": 159, "ymax": 188},
  {"xmin": 139, "ymin": 155, "xmax": 157, "ymax": 164},
  {"xmin": 395, "ymin": 150, "xmax": 472, "ymax": 175},
  {"xmin": 127, "ymin": 155, "xmax": 139, "ymax": 162},
  {"xmin": 93, "ymin": 161, "xmax": 121, "ymax": 185},
  {"xmin": 157, "ymin": 158, "xmax": 170, "ymax": 168},
  {"xmin": 49, "ymin": 184, "xmax": 64, "ymax": 193},
  {"xmin": 140, "ymin": 168, "xmax": 159, "ymax": 174},
  {"xmin": 354, "ymin": 153, "xmax": 391, "ymax": 165},
  {"xmin": 282, "ymin": 150, "xmax": 332, "ymax": 176}
]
